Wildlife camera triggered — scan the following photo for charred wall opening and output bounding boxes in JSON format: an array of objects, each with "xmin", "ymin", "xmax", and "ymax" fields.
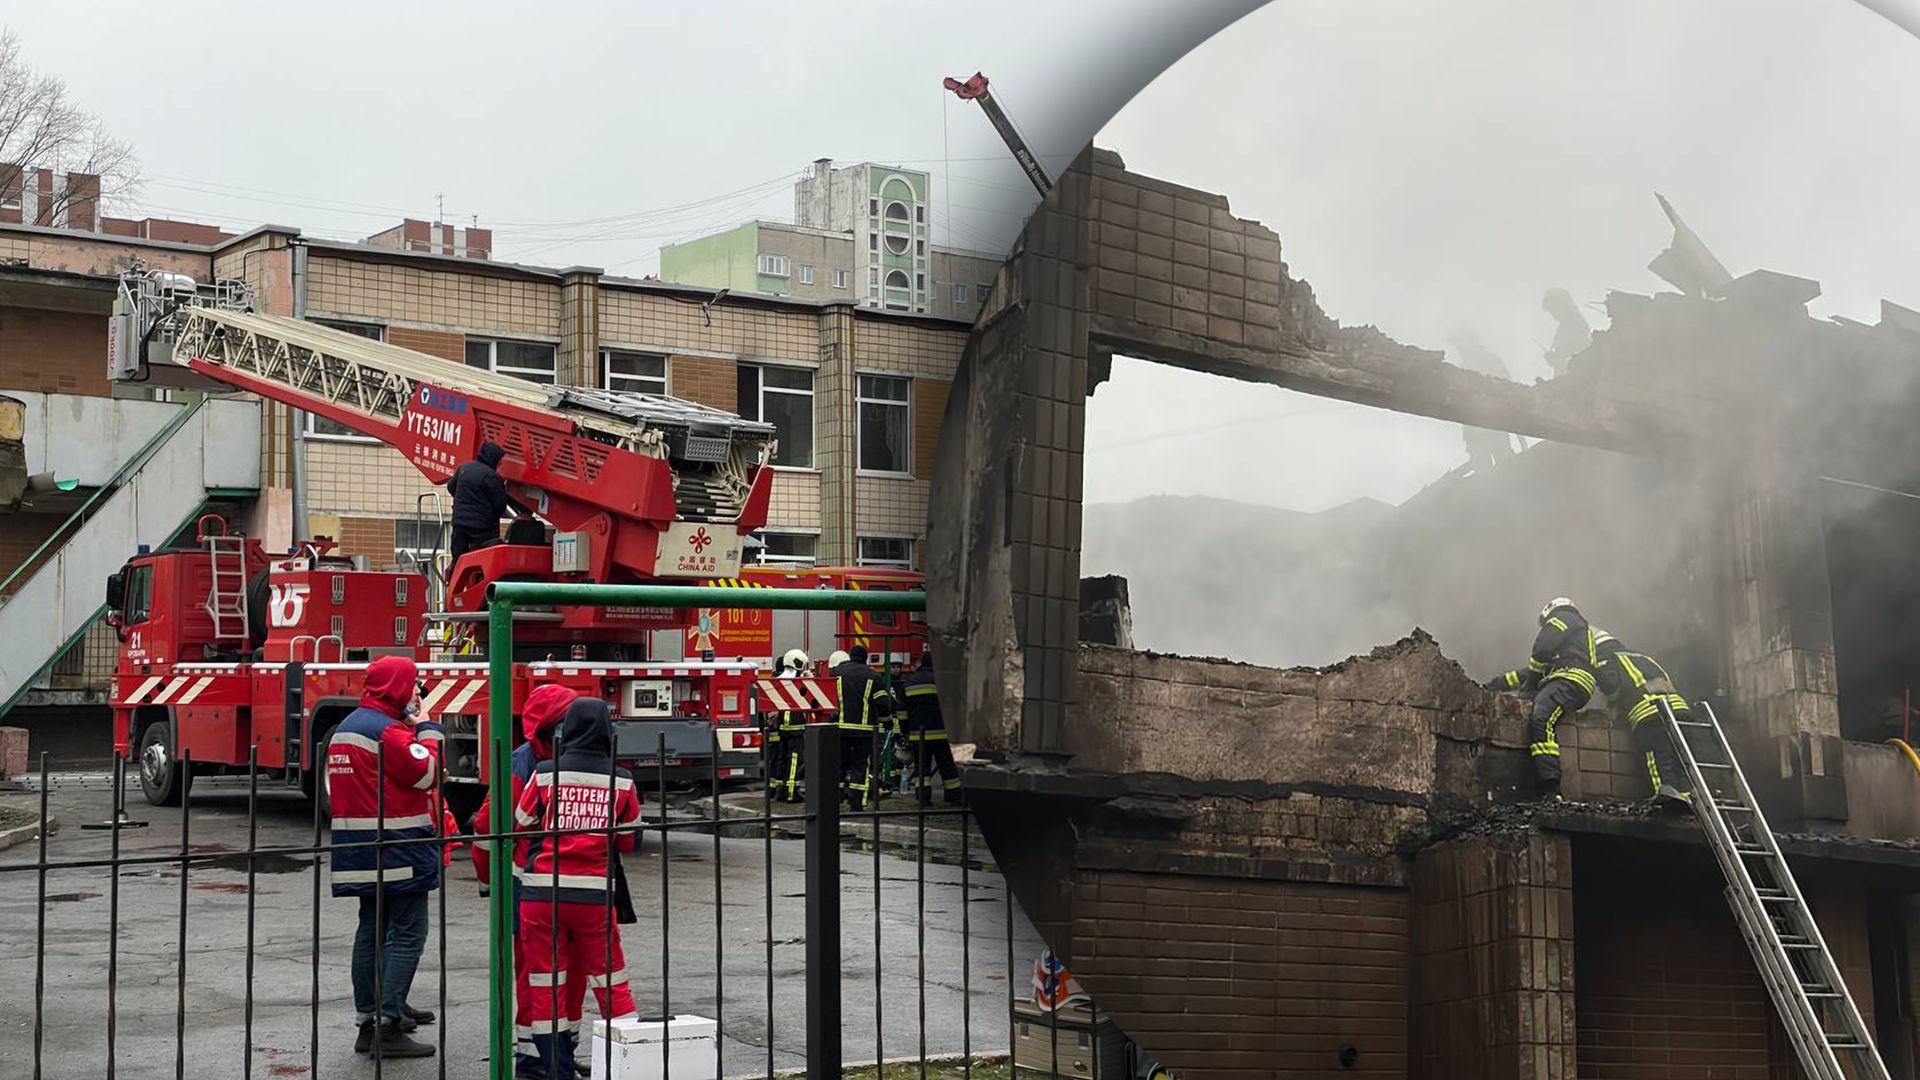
[{"xmin": 1822, "ymin": 478, "xmax": 1920, "ymax": 742}]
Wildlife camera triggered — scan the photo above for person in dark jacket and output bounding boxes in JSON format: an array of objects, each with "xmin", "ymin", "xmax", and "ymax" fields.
[
  {"xmin": 448, "ymin": 441, "xmax": 532, "ymax": 562},
  {"xmin": 831, "ymin": 645, "xmax": 895, "ymax": 810},
  {"xmin": 897, "ymin": 648, "xmax": 963, "ymax": 806},
  {"xmin": 1486, "ymin": 598, "xmax": 1612, "ymax": 802},
  {"xmin": 326, "ymin": 655, "xmax": 444, "ymax": 1058},
  {"xmin": 514, "ymin": 698, "xmax": 642, "ymax": 1079}
]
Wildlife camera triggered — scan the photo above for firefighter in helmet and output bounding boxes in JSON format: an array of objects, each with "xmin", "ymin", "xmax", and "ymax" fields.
[
  {"xmin": 896, "ymin": 646, "xmax": 963, "ymax": 806},
  {"xmin": 830, "ymin": 645, "xmax": 894, "ymax": 810},
  {"xmin": 765, "ymin": 649, "xmax": 809, "ymax": 803},
  {"xmin": 1487, "ymin": 598, "xmax": 1613, "ymax": 801}
]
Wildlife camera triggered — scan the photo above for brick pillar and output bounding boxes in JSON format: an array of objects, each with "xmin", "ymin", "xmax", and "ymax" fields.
[
  {"xmin": 1412, "ymin": 833, "xmax": 1577, "ymax": 1080},
  {"xmin": 816, "ymin": 304, "xmax": 856, "ymax": 566},
  {"xmin": 558, "ymin": 267, "xmax": 602, "ymax": 388},
  {"xmin": 1723, "ymin": 453, "xmax": 1849, "ymax": 826}
]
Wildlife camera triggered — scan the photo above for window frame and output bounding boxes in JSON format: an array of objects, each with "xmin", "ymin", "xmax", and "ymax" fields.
[
  {"xmin": 749, "ymin": 530, "xmax": 819, "ymax": 567},
  {"xmin": 953, "ymin": 283, "xmax": 967, "ymax": 304},
  {"xmin": 736, "ymin": 361, "xmax": 817, "ymax": 470},
  {"xmin": 601, "ymin": 348, "xmax": 668, "ymax": 395},
  {"xmin": 855, "ymin": 372, "xmax": 912, "ymax": 477},
  {"xmin": 832, "ymin": 269, "xmax": 849, "ymax": 290},
  {"xmin": 466, "ymin": 336, "xmax": 559, "ymax": 385},
  {"xmin": 393, "ymin": 518, "xmax": 449, "ymax": 574},
  {"xmin": 124, "ymin": 563, "xmax": 154, "ymax": 624},
  {"xmin": 798, "ymin": 264, "xmax": 814, "ymax": 286},
  {"xmin": 855, "ymin": 535, "xmax": 916, "ymax": 570},
  {"xmin": 884, "ymin": 200, "xmax": 910, "ymax": 223},
  {"xmin": 757, "ymin": 253, "xmax": 791, "ymax": 278},
  {"xmin": 302, "ymin": 319, "xmax": 388, "ymax": 441},
  {"xmin": 976, "ymin": 283, "xmax": 992, "ymax": 304}
]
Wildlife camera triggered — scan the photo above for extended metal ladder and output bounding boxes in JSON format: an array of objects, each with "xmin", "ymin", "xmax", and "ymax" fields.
[
  {"xmin": 199, "ymin": 514, "xmax": 250, "ymax": 652},
  {"xmin": 1661, "ymin": 699, "xmax": 1890, "ymax": 1080}
]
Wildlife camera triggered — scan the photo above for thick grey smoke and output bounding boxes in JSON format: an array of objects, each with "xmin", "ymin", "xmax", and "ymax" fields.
[{"xmin": 1080, "ymin": 0, "xmax": 1920, "ymax": 740}]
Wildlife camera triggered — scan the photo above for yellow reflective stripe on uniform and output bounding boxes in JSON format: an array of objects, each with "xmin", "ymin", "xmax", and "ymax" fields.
[
  {"xmin": 1501, "ymin": 671, "xmax": 1522, "ymax": 688},
  {"xmin": 1617, "ymin": 654, "xmax": 1647, "ymax": 688},
  {"xmin": 904, "ymin": 730, "xmax": 949, "ymax": 742},
  {"xmin": 1627, "ymin": 697, "xmax": 1661, "ymax": 725},
  {"xmin": 1530, "ymin": 742, "xmax": 1559, "ymax": 757},
  {"xmin": 904, "ymin": 685, "xmax": 938, "ymax": 698},
  {"xmin": 1548, "ymin": 667, "xmax": 1596, "ymax": 694},
  {"xmin": 1526, "ymin": 658, "xmax": 1548, "ymax": 674},
  {"xmin": 1547, "ymin": 617, "xmax": 1567, "ymax": 632}
]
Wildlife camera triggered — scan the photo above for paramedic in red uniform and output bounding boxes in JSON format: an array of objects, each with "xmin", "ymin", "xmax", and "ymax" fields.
[
  {"xmin": 513, "ymin": 696, "xmax": 642, "ymax": 1077},
  {"xmin": 326, "ymin": 655, "xmax": 444, "ymax": 1059},
  {"xmin": 471, "ymin": 683, "xmax": 578, "ymax": 1076}
]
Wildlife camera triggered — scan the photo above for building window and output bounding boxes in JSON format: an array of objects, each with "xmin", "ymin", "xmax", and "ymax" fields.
[
  {"xmin": 916, "ymin": 239, "xmax": 925, "ymax": 256},
  {"xmin": 304, "ymin": 319, "xmax": 386, "ymax": 439},
  {"xmin": 870, "ymin": 267, "xmax": 880, "ymax": 288},
  {"xmin": 916, "ymin": 273, "xmax": 925, "ymax": 291},
  {"xmin": 857, "ymin": 374, "xmax": 910, "ymax": 475},
  {"xmin": 884, "ymin": 270, "xmax": 909, "ymax": 291},
  {"xmin": 832, "ymin": 269, "xmax": 849, "ymax": 290},
  {"xmin": 757, "ymin": 253, "xmax": 790, "ymax": 278},
  {"xmin": 466, "ymin": 338, "xmax": 558, "ymax": 384},
  {"xmin": 856, "ymin": 536, "xmax": 915, "ymax": 569},
  {"xmin": 394, "ymin": 518, "xmax": 448, "ymax": 575},
  {"xmin": 750, "ymin": 531, "xmax": 818, "ymax": 567},
  {"xmin": 799, "ymin": 264, "xmax": 814, "ymax": 285},
  {"xmin": 870, "ymin": 197, "xmax": 879, "ymax": 215},
  {"xmin": 869, "ymin": 234, "xmax": 877, "ymax": 251},
  {"xmin": 916, "ymin": 206, "xmax": 926, "ymax": 224},
  {"xmin": 603, "ymin": 350, "xmax": 667, "ymax": 395},
  {"xmin": 976, "ymin": 283, "xmax": 992, "ymax": 304},
  {"xmin": 736, "ymin": 363, "xmax": 815, "ymax": 468},
  {"xmin": 953, "ymin": 284, "xmax": 967, "ymax": 305},
  {"xmin": 884, "ymin": 201, "xmax": 910, "ymax": 223},
  {"xmin": 885, "ymin": 233, "xmax": 910, "ymax": 256}
]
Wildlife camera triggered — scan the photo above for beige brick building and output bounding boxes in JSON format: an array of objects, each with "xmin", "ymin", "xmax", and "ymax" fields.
[
  {"xmin": 245, "ymin": 231, "xmax": 970, "ymax": 571},
  {"xmin": 1, "ymin": 216, "xmax": 971, "ymax": 616}
]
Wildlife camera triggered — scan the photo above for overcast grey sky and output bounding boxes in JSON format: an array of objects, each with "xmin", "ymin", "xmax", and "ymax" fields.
[
  {"xmin": 2, "ymin": 1, "xmax": 1259, "ymax": 270},
  {"xmin": 1088, "ymin": 0, "xmax": 1920, "ymax": 511}
]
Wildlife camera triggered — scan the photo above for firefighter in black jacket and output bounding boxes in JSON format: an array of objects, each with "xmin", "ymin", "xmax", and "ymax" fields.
[
  {"xmin": 1594, "ymin": 644, "xmax": 1694, "ymax": 804},
  {"xmin": 1487, "ymin": 598, "xmax": 1613, "ymax": 801},
  {"xmin": 831, "ymin": 645, "xmax": 894, "ymax": 810},
  {"xmin": 765, "ymin": 649, "xmax": 810, "ymax": 803},
  {"xmin": 896, "ymin": 647, "xmax": 963, "ymax": 806}
]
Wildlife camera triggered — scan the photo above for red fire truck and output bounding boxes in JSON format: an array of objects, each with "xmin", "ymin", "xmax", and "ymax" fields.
[
  {"xmin": 105, "ymin": 271, "xmax": 821, "ymax": 812},
  {"xmin": 692, "ymin": 565, "xmax": 930, "ymax": 671}
]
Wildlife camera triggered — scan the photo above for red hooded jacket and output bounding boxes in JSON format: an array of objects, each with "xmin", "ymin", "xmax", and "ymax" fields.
[
  {"xmin": 327, "ymin": 656, "xmax": 446, "ymax": 897},
  {"xmin": 472, "ymin": 683, "xmax": 577, "ymax": 887}
]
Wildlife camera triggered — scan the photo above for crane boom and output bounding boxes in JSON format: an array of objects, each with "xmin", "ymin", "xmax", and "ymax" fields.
[
  {"xmin": 123, "ymin": 292, "xmax": 776, "ymax": 585},
  {"xmin": 943, "ymin": 72, "xmax": 1052, "ymax": 198}
]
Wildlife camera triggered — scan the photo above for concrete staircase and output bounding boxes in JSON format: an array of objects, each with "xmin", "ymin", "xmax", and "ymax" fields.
[{"xmin": 0, "ymin": 396, "xmax": 260, "ymax": 716}]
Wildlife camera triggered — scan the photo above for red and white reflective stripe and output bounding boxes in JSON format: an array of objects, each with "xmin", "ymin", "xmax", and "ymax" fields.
[
  {"xmin": 755, "ymin": 677, "xmax": 836, "ymax": 712},
  {"xmin": 124, "ymin": 674, "xmax": 217, "ymax": 706},
  {"xmin": 421, "ymin": 678, "xmax": 486, "ymax": 715}
]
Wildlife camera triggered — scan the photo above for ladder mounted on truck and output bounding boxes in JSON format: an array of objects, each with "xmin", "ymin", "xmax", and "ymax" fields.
[{"xmin": 1662, "ymin": 699, "xmax": 1891, "ymax": 1080}]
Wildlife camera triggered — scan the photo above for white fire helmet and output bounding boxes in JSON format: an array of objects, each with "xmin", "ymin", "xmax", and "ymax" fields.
[
  {"xmin": 781, "ymin": 648, "xmax": 810, "ymax": 674},
  {"xmin": 827, "ymin": 650, "xmax": 851, "ymax": 668},
  {"xmin": 1539, "ymin": 597, "xmax": 1576, "ymax": 625}
]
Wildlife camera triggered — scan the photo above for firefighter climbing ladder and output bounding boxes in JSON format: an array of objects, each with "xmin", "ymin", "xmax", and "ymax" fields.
[{"xmin": 1661, "ymin": 699, "xmax": 1891, "ymax": 1080}]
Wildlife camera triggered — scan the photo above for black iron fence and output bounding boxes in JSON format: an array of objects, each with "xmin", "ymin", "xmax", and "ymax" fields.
[{"xmin": 0, "ymin": 722, "xmax": 1140, "ymax": 1080}]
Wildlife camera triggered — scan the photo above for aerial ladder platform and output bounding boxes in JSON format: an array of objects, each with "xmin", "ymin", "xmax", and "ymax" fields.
[{"xmin": 1662, "ymin": 699, "xmax": 1892, "ymax": 1080}]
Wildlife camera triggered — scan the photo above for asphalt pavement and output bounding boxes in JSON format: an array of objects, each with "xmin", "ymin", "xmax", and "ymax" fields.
[{"xmin": 0, "ymin": 774, "xmax": 1042, "ymax": 1080}]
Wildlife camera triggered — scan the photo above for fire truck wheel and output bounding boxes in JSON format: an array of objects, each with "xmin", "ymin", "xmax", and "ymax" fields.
[{"xmin": 137, "ymin": 719, "xmax": 191, "ymax": 807}]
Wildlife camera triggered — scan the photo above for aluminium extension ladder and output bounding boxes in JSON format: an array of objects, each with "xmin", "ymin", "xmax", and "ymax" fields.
[{"xmin": 1660, "ymin": 699, "xmax": 1890, "ymax": 1080}]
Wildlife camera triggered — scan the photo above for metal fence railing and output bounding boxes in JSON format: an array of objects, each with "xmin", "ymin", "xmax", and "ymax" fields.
[{"xmin": 0, "ymin": 582, "xmax": 1138, "ymax": 1080}]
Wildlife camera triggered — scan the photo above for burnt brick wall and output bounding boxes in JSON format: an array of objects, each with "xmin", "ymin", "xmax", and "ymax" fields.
[
  {"xmin": 1072, "ymin": 868, "xmax": 1408, "ymax": 1080},
  {"xmin": 1573, "ymin": 837, "xmax": 1799, "ymax": 1079},
  {"xmin": 1412, "ymin": 834, "xmax": 1577, "ymax": 1080},
  {"xmin": 1558, "ymin": 714, "xmax": 1656, "ymax": 802}
]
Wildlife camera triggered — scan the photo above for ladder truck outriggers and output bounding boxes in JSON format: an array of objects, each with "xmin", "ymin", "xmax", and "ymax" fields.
[{"xmin": 103, "ymin": 268, "xmax": 827, "ymax": 813}]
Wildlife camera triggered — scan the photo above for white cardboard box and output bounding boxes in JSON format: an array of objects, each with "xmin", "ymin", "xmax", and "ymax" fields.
[{"xmin": 588, "ymin": 1015, "xmax": 717, "ymax": 1080}]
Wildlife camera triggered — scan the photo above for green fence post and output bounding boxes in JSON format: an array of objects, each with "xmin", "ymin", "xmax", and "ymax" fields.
[{"xmin": 486, "ymin": 599, "xmax": 516, "ymax": 1080}]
